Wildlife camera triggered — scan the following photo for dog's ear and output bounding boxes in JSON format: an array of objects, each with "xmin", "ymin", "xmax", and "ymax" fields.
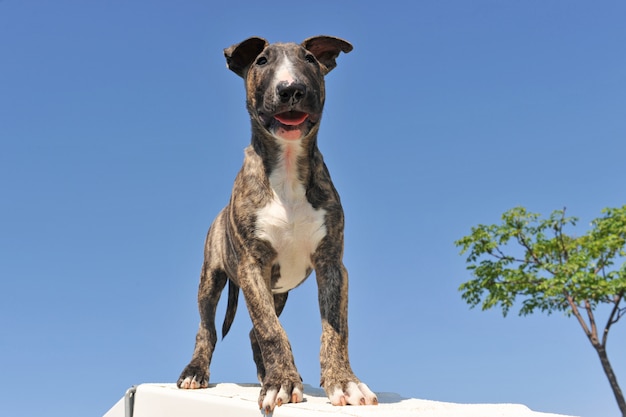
[
  {"xmin": 301, "ymin": 36, "xmax": 353, "ymax": 75},
  {"xmin": 224, "ymin": 37, "xmax": 269, "ymax": 78}
]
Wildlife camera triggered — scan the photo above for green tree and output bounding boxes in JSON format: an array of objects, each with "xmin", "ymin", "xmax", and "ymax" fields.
[{"xmin": 455, "ymin": 206, "xmax": 626, "ymax": 417}]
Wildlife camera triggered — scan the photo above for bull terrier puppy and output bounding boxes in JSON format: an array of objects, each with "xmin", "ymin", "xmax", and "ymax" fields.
[{"xmin": 177, "ymin": 36, "xmax": 377, "ymax": 414}]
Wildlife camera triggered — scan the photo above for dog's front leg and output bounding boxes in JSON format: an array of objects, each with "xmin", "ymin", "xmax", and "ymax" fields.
[
  {"xmin": 314, "ymin": 240, "xmax": 378, "ymax": 406},
  {"xmin": 237, "ymin": 257, "xmax": 304, "ymax": 414}
]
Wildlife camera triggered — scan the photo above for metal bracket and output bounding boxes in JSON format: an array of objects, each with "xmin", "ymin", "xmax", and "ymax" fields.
[{"xmin": 124, "ymin": 385, "xmax": 138, "ymax": 417}]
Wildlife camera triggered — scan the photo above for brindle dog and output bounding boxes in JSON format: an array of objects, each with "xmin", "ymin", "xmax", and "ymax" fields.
[{"xmin": 177, "ymin": 36, "xmax": 377, "ymax": 414}]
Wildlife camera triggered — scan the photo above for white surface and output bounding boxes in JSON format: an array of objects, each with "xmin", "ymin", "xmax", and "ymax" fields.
[{"xmin": 103, "ymin": 383, "xmax": 579, "ymax": 417}]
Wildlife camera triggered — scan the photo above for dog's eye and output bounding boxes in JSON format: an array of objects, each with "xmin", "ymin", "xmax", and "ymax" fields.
[
  {"xmin": 256, "ymin": 56, "xmax": 268, "ymax": 66},
  {"xmin": 305, "ymin": 54, "xmax": 316, "ymax": 64}
]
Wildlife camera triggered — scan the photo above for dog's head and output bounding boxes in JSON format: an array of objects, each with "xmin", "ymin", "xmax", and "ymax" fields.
[{"xmin": 224, "ymin": 36, "xmax": 352, "ymax": 142}]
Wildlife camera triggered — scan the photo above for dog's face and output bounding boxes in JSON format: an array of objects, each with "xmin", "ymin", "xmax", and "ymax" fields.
[
  {"xmin": 246, "ymin": 43, "xmax": 325, "ymax": 141},
  {"xmin": 224, "ymin": 36, "xmax": 353, "ymax": 142}
]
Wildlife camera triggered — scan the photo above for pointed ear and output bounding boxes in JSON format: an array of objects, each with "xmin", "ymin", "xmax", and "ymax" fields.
[
  {"xmin": 301, "ymin": 36, "xmax": 353, "ymax": 75},
  {"xmin": 223, "ymin": 37, "xmax": 269, "ymax": 77}
]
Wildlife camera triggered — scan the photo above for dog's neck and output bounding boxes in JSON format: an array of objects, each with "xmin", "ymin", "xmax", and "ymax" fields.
[{"xmin": 251, "ymin": 127, "xmax": 321, "ymax": 197}]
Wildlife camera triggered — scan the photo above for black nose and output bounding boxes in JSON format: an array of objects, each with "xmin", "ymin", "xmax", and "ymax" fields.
[{"xmin": 277, "ymin": 82, "xmax": 307, "ymax": 104}]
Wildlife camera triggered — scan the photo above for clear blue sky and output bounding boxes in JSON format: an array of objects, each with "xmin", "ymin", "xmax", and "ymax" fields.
[{"xmin": 1, "ymin": 1, "xmax": 625, "ymax": 417}]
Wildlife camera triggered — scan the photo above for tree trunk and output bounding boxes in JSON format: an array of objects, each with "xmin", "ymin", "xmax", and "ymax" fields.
[{"xmin": 595, "ymin": 344, "xmax": 626, "ymax": 417}]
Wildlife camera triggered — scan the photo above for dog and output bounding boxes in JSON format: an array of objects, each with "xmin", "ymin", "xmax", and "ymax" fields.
[{"xmin": 177, "ymin": 36, "xmax": 378, "ymax": 414}]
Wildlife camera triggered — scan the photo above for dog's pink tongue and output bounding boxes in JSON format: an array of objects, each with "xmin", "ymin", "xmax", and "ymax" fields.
[{"xmin": 274, "ymin": 111, "xmax": 309, "ymax": 126}]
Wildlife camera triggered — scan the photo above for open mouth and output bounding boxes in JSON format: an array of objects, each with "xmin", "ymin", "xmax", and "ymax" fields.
[
  {"xmin": 273, "ymin": 111, "xmax": 309, "ymax": 126},
  {"xmin": 269, "ymin": 111, "xmax": 311, "ymax": 140}
]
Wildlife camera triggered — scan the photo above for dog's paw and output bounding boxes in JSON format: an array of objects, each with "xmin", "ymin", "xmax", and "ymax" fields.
[
  {"xmin": 258, "ymin": 376, "xmax": 304, "ymax": 415},
  {"xmin": 325, "ymin": 380, "xmax": 378, "ymax": 406},
  {"xmin": 177, "ymin": 363, "xmax": 209, "ymax": 389}
]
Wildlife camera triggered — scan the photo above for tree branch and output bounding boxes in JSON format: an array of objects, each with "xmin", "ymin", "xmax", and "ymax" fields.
[
  {"xmin": 516, "ymin": 232, "xmax": 559, "ymax": 277},
  {"xmin": 555, "ymin": 208, "xmax": 569, "ymax": 263},
  {"xmin": 603, "ymin": 291, "xmax": 625, "ymax": 347},
  {"xmin": 489, "ymin": 246, "xmax": 526, "ymax": 264},
  {"xmin": 564, "ymin": 290, "xmax": 593, "ymax": 341},
  {"xmin": 517, "ymin": 233, "xmax": 540, "ymax": 263},
  {"xmin": 585, "ymin": 299, "xmax": 599, "ymax": 346}
]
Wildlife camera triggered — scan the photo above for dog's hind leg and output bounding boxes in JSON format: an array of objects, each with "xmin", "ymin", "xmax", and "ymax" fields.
[
  {"xmin": 177, "ymin": 264, "xmax": 228, "ymax": 389},
  {"xmin": 249, "ymin": 292, "xmax": 288, "ymax": 383}
]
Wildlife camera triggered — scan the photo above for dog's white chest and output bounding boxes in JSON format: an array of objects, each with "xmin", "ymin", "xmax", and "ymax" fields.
[{"xmin": 255, "ymin": 143, "xmax": 327, "ymax": 293}]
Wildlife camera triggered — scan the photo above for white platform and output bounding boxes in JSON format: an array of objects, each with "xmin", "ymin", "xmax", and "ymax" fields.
[{"xmin": 103, "ymin": 383, "xmax": 578, "ymax": 417}]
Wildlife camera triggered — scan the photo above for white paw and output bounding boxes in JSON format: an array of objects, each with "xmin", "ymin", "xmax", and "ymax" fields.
[
  {"xmin": 357, "ymin": 382, "xmax": 378, "ymax": 404},
  {"xmin": 328, "ymin": 381, "xmax": 378, "ymax": 406},
  {"xmin": 260, "ymin": 385, "xmax": 304, "ymax": 414},
  {"xmin": 178, "ymin": 376, "xmax": 205, "ymax": 389}
]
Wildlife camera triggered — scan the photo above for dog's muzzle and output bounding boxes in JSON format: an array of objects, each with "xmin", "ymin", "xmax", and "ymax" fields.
[{"xmin": 257, "ymin": 82, "xmax": 321, "ymax": 141}]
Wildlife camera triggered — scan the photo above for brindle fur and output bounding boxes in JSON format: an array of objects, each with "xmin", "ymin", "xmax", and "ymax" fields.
[{"xmin": 177, "ymin": 36, "xmax": 377, "ymax": 413}]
